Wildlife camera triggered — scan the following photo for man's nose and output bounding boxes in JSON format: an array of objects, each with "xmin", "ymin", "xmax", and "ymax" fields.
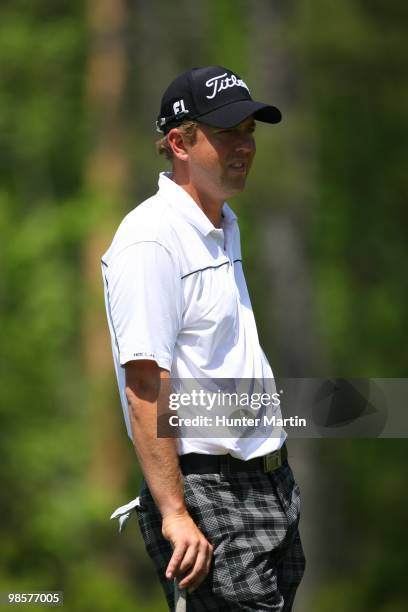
[{"xmin": 235, "ymin": 135, "xmax": 256, "ymax": 154}]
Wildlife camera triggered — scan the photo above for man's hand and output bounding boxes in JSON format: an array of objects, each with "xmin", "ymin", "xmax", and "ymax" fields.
[
  {"xmin": 162, "ymin": 510, "xmax": 213, "ymax": 593},
  {"xmin": 125, "ymin": 361, "xmax": 213, "ymax": 592}
]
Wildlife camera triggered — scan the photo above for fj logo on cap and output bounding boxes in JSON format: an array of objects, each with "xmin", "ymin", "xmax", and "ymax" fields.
[
  {"xmin": 173, "ymin": 99, "xmax": 189, "ymax": 116},
  {"xmin": 205, "ymin": 73, "xmax": 250, "ymax": 100}
]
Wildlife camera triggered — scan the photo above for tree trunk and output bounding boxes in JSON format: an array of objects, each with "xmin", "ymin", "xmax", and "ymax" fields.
[{"xmin": 83, "ymin": 0, "xmax": 131, "ymax": 496}]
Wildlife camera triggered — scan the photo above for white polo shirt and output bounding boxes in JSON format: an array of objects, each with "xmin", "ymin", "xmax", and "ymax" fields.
[{"xmin": 101, "ymin": 172, "xmax": 285, "ymax": 459}]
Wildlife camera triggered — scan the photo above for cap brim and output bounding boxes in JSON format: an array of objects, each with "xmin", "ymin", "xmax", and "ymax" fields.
[{"xmin": 197, "ymin": 99, "xmax": 282, "ymax": 128}]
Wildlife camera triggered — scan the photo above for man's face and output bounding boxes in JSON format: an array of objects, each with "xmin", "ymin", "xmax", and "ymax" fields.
[{"xmin": 185, "ymin": 116, "xmax": 256, "ymax": 201}]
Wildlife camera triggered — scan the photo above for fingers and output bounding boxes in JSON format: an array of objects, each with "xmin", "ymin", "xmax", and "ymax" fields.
[
  {"xmin": 177, "ymin": 543, "xmax": 199, "ymax": 575},
  {"xmin": 166, "ymin": 542, "xmax": 188, "ymax": 579},
  {"xmin": 162, "ymin": 513, "xmax": 214, "ymax": 592},
  {"xmin": 178, "ymin": 540, "xmax": 213, "ymax": 593}
]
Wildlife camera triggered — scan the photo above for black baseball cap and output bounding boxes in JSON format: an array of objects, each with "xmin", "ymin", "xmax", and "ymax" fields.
[{"xmin": 156, "ymin": 66, "xmax": 282, "ymax": 134}]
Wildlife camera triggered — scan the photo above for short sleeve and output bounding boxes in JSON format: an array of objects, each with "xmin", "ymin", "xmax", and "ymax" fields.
[{"xmin": 102, "ymin": 241, "xmax": 183, "ymax": 370}]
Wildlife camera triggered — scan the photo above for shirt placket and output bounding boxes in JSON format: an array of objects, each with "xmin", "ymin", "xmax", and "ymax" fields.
[{"xmin": 219, "ymin": 226, "xmax": 241, "ymax": 317}]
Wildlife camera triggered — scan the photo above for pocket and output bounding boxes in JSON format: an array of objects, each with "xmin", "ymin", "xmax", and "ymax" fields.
[{"xmin": 273, "ymin": 463, "xmax": 301, "ymax": 522}]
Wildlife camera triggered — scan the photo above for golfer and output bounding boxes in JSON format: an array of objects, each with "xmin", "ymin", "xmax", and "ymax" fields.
[{"xmin": 102, "ymin": 65, "xmax": 305, "ymax": 611}]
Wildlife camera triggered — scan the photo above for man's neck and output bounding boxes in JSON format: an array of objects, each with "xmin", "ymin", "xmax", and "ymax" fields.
[{"xmin": 171, "ymin": 172, "xmax": 224, "ymax": 229}]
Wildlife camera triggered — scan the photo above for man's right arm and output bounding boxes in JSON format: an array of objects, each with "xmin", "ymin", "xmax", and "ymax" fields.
[{"xmin": 125, "ymin": 359, "xmax": 213, "ymax": 593}]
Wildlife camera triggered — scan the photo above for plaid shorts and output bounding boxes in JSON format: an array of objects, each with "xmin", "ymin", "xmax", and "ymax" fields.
[{"xmin": 136, "ymin": 460, "xmax": 305, "ymax": 611}]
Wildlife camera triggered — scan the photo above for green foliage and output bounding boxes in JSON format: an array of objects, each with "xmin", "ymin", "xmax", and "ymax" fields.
[
  {"xmin": 206, "ymin": 0, "xmax": 249, "ymax": 73},
  {"xmin": 0, "ymin": 2, "xmax": 159, "ymax": 610},
  {"xmin": 0, "ymin": 1, "xmax": 85, "ymax": 201},
  {"xmin": 297, "ymin": 3, "xmax": 408, "ymax": 608},
  {"xmin": 301, "ymin": 0, "xmax": 408, "ymax": 376},
  {"xmin": 314, "ymin": 440, "xmax": 408, "ymax": 611}
]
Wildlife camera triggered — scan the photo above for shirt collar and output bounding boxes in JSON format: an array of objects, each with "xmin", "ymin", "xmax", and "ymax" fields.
[{"xmin": 157, "ymin": 172, "xmax": 237, "ymax": 237}]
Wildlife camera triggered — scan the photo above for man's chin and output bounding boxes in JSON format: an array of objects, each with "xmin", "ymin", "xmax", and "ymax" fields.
[{"xmin": 224, "ymin": 176, "xmax": 248, "ymax": 197}]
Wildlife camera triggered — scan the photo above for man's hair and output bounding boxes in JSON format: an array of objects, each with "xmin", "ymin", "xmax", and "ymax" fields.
[{"xmin": 156, "ymin": 120, "xmax": 198, "ymax": 161}]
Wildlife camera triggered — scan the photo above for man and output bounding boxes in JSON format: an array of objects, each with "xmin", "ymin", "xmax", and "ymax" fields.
[{"xmin": 102, "ymin": 66, "xmax": 305, "ymax": 611}]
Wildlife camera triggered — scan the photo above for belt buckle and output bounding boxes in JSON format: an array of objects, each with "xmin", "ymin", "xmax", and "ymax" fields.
[{"xmin": 263, "ymin": 450, "xmax": 281, "ymax": 473}]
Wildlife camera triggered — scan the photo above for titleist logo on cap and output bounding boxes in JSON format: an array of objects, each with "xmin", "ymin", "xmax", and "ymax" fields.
[
  {"xmin": 205, "ymin": 72, "xmax": 250, "ymax": 100},
  {"xmin": 156, "ymin": 65, "xmax": 281, "ymax": 133}
]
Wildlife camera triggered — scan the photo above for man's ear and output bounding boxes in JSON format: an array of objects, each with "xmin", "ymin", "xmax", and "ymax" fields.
[{"xmin": 167, "ymin": 128, "xmax": 189, "ymax": 161}]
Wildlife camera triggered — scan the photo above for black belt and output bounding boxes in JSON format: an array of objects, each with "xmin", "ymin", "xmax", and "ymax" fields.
[{"xmin": 179, "ymin": 444, "xmax": 287, "ymax": 475}]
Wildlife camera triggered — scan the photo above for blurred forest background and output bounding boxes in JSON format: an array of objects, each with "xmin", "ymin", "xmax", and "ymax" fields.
[{"xmin": 0, "ymin": 1, "xmax": 407, "ymax": 611}]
